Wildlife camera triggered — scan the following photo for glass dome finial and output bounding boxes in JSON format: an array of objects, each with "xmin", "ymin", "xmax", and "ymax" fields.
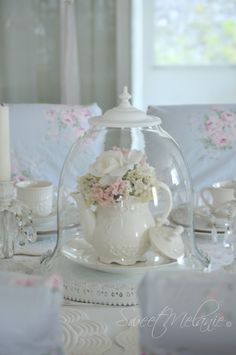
[{"xmin": 118, "ymin": 86, "xmax": 132, "ymax": 108}]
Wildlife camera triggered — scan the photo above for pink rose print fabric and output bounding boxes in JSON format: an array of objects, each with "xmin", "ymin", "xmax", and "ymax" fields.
[
  {"xmin": 45, "ymin": 105, "xmax": 96, "ymax": 142},
  {"xmin": 147, "ymin": 104, "xmax": 236, "ymax": 190},
  {"xmin": 191, "ymin": 106, "xmax": 236, "ymax": 154},
  {"xmin": 11, "ymin": 152, "xmax": 36, "ymax": 182},
  {"xmin": 9, "ymin": 103, "xmax": 102, "ymax": 186}
]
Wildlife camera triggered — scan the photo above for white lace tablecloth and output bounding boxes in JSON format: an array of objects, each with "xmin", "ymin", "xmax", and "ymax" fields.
[{"xmin": 1, "ymin": 232, "xmax": 235, "ymax": 355}]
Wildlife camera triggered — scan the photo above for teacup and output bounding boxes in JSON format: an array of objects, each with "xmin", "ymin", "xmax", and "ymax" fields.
[
  {"xmin": 16, "ymin": 180, "xmax": 54, "ymax": 217},
  {"xmin": 200, "ymin": 180, "xmax": 236, "ymax": 218}
]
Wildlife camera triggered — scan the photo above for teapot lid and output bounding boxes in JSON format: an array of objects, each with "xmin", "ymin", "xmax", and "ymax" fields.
[
  {"xmin": 90, "ymin": 86, "xmax": 161, "ymax": 128},
  {"xmin": 149, "ymin": 225, "xmax": 185, "ymax": 260}
]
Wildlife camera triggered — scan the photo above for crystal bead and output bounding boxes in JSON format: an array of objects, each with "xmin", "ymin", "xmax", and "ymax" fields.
[
  {"xmin": 211, "ymin": 223, "xmax": 218, "ymax": 244},
  {"xmin": 26, "ymin": 225, "xmax": 37, "ymax": 243}
]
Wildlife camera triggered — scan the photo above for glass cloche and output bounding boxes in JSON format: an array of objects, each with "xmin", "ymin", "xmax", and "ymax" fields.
[{"xmin": 43, "ymin": 87, "xmax": 209, "ymax": 305}]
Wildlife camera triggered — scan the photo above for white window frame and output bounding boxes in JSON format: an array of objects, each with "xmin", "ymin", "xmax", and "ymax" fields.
[{"xmin": 132, "ymin": 0, "xmax": 236, "ymax": 110}]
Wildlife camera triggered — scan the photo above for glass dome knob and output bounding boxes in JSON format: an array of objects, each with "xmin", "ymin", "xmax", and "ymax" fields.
[
  {"xmin": 90, "ymin": 86, "xmax": 161, "ymax": 128},
  {"xmin": 118, "ymin": 86, "xmax": 132, "ymax": 108}
]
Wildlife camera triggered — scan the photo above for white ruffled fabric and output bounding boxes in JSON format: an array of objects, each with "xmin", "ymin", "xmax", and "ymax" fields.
[{"xmin": 0, "ymin": 272, "xmax": 64, "ymax": 355}]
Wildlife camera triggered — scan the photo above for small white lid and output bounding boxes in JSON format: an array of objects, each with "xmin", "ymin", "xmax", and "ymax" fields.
[
  {"xmin": 149, "ymin": 225, "xmax": 185, "ymax": 260},
  {"xmin": 90, "ymin": 86, "xmax": 161, "ymax": 128}
]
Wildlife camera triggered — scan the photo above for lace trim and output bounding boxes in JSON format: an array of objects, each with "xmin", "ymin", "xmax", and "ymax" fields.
[{"xmin": 41, "ymin": 252, "xmax": 140, "ymax": 306}]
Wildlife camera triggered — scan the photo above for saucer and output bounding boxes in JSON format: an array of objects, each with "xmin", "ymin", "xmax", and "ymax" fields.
[
  {"xmin": 33, "ymin": 211, "xmax": 57, "ymax": 234},
  {"xmin": 170, "ymin": 205, "xmax": 225, "ymax": 235},
  {"xmin": 61, "ymin": 238, "xmax": 177, "ymax": 274},
  {"xmin": 32, "ymin": 205, "xmax": 80, "ymax": 235},
  {"xmin": 194, "ymin": 209, "xmax": 225, "ymax": 233}
]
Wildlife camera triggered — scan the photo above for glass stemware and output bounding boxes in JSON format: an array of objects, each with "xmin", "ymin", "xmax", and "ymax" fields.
[
  {"xmin": 210, "ymin": 215, "xmax": 218, "ymax": 244},
  {"xmin": 207, "ymin": 200, "xmax": 236, "ymax": 269},
  {"xmin": 213, "ymin": 200, "xmax": 236, "ymax": 250},
  {"xmin": 195, "ymin": 193, "xmax": 236, "ymax": 270}
]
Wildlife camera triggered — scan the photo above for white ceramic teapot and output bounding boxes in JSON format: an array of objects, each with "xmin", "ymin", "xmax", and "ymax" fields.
[{"xmin": 72, "ymin": 179, "xmax": 173, "ymax": 265}]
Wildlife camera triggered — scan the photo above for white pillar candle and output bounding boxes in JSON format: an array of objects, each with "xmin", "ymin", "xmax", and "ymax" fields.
[{"xmin": 0, "ymin": 104, "xmax": 11, "ymax": 181}]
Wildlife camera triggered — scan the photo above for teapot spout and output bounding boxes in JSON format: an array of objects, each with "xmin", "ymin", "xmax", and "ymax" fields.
[{"xmin": 71, "ymin": 192, "xmax": 96, "ymax": 245}]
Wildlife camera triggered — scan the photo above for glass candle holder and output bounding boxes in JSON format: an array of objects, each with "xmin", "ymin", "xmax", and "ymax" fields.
[{"xmin": 0, "ymin": 181, "xmax": 37, "ymax": 259}]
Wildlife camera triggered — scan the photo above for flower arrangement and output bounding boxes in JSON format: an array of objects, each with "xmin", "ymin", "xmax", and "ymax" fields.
[{"xmin": 78, "ymin": 148, "xmax": 157, "ymax": 207}]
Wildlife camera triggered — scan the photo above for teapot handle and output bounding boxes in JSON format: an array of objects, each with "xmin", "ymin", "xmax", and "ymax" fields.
[{"xmin": 156, "ymin": 181, "xmax": 173, "ymax": 226}]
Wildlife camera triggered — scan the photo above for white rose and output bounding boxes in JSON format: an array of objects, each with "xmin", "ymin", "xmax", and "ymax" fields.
[
  {"xmin": 90, "ymin": 149, "xmax": 143, "ymax": 186},
  {"xmin": 90, "ymin": 150, "xmax": 124, "ymax": 177}
]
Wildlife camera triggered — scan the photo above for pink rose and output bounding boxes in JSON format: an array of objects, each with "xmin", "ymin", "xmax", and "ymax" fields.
[
  {"xmin": 221, "ymin": 111, "xmax": 235, "ymax": 125},
  {"xmin": 212, "ymin": 133, "xmax": 229, "ymax": 147},
  {"xmin": 63, "ymin": 113, "xmax": 76, "ymax": 125},
  {"xmin": 46, "ymin": 109, "xmax": 57, "ymax": 122}
]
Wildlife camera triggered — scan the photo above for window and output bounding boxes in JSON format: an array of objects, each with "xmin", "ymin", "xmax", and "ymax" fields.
[
  {"xmin": 132, "ymin": 0, "xmax": 236, "ymax": 109},
  {"xmin": 154, "ymin": 0, "xmax": 236, "ymax": 66}
]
